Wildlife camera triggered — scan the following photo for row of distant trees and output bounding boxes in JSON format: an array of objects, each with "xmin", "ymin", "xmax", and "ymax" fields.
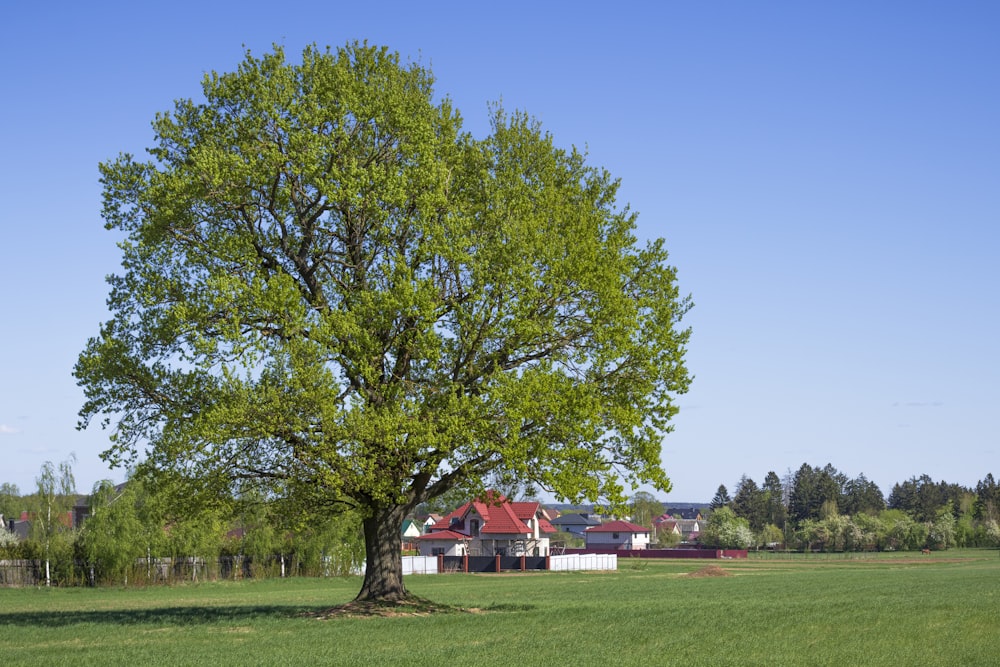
[
  {"xmin": 0, "ymin": 458, "xmax": 364, "ymax": 587},
  {"xmin": 701, "ymin": 463, "xmax": 1000, "ymax": 551},
  {"xmin": 5, "ymin": 456, "xmax": 998, "ymax": 586}
]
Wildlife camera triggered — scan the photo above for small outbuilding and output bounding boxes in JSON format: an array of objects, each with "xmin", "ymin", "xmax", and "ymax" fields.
[
  {"xmin": 415, "ymin": 530, "xmax": 471, "ymax": 556},
  {"xmin": 584, "ymin": 520, "xmax": 651, "ymax": 550}
]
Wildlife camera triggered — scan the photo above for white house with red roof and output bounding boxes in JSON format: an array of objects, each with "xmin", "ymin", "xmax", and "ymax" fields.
[
  {"xmin": 416, "ymin": 492, "xmax": 556, "ymax": 557},
  {"xmin": 584, "ymin": 520, "xmax": 651, "ymax": 550}
]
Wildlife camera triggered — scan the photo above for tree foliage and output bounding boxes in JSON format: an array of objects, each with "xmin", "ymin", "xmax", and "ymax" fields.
[
  {"xmin": 761, "ymin": 471, "xmax": 787, "ymax": 530},
  {"xmin": 700, "ymin": 506, "xmax": 753, "ymax": 549},
  {"xmin": 79, "ymin": 480, "xmax": 144, "ymax": 584},
  {"xmin": 30, "ymin": 456, "xmax": 77, "ymax": 586},
  {"xmin": 0, "ymin": 483, "xmax": 21, "ymax": 523},
  {"xmin": 629, "ymin": 491, "xmax": 664, "ymax": 529},
  {"xmin": 74, "ymin": 43, "xmax": 692, "ymax": 601},
  {"xmin": 731, "ymin": 475, "xmax": 766, "ymax": 531},
  {"xmin": 713, "ymin": 465, "xmax": 1000, "ymax": 552},
  {"xmin": 888, "ymin": 475, "xmax": 965, "ymax": 523},
  {"xmin": 709, "ymin": 485, "xmax": 731, "ymax": 511},
  {"xmin": 0, "ymin": 522, "xmax": 17, "ymax": 551},
  {"xmin": 973, "ymin": 473, "xmax": 999, "ymax": 522},
  {"xmin": 840, "ymin": 473, "xmax": 885, "ymax": 516},
  {"xmin": 788, "ymin": 463, "xmax": 843, "ymax": 523}
]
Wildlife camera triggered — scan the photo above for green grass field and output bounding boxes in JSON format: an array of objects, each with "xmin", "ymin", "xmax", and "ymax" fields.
[{"xmin": 1, "ymin": 550, "xmax": 998, "ymax": 666}]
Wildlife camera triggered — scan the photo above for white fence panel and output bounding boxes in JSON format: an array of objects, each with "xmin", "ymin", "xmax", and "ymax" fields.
[
  {"xmin": 335, "ymin": 554, "xmax": 618, "ymax": 576},
  {"xmin": 549, "ymin": 553, "xmax": 617, "ymax": 571},
  {"xmin": 401, "ymin": 555, "xmax": 439, "ymax": 575}
]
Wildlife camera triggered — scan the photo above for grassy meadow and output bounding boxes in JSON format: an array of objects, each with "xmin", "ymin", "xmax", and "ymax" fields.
[{"xmin": 1, "ymin": 550, "xmax": 998, "ymax": 666}]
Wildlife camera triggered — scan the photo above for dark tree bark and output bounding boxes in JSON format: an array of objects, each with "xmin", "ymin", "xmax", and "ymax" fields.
[{"xmin": 356, "ymin": 504, "xmax": 410, "ymax": 601}]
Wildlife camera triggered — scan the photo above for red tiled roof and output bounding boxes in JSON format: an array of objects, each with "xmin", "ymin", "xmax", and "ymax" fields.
[
  {"xmin": 430, "ymin": 502, "xmax": 472, "ymax": 532},
  {"xmin": 586, "ymin": 520, "xmax": 650, "ymax": 534},
  {"xmin": 510, "ymin": 501, "xmax": 539, "ymax": 519},
  {"xmin": 430, "ymin": 492, "xmax": 552, "ymax": 536},
  {"xmin": 479, "ymin": 501, "xmax": 530, "ymax": 535}
]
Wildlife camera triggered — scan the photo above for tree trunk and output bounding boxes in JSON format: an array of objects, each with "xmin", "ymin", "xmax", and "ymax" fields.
[{"xmin": 356, "ymin": 504, "xmax": 409, "ymax": 602}]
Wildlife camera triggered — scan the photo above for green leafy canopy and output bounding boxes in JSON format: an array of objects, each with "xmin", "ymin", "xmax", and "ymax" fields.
[{"xmin": 76, "ymin": 42, "xmax": 692, "ymax": 519}]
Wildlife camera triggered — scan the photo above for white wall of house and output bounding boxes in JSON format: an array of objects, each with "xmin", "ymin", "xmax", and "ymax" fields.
[
  {"xmin": 417, "ymin": 540, "xmax": 466, "ymax": 557},
  {"xmin": 585, "ymin": 530, "xmax": 650, "ymax": 550},
  {"xmin": 535, "ymin": 537, "xmax": 551, "ymax": 556}
]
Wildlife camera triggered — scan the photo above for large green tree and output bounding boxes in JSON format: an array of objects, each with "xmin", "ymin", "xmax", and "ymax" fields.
[
  {"xmin": 974, "ymin": 473, "xmax": 999, "ymax": 522},
  {"xmin": 710, "ymin": 484, "xmax": 731, "ymax": 511},
  {"xmin": 75, "ymin": 43, "xmax": 692, "ymax": 602},
  {"xmin": 761, "ymin": 471, "xmax": 787, "ymax": 530},
  {"xmin": 731, "ymin": 475, "xmax": 766, "ymax": 532}
]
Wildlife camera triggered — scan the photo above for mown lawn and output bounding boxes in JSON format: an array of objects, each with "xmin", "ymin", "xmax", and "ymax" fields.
[{"xmin": 1, "ymin": 550, "xmax": 997, "ymax": 666}]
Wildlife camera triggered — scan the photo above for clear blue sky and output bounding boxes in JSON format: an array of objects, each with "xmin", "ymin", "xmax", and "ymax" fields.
[{"xmin": 2, "ymin": 2, "xmax": 997, "ymax": 503}]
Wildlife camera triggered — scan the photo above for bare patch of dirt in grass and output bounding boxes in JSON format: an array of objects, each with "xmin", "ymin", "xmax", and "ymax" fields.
[
  {"xmin": 305, "ymin": 595, "xmax": 539, "ymax": 620},
  {"xmin": 305, "ymin": 597, "xmax": 462, "ymax": 620},
  {"xmin": 687, "ymin": 565, "xmax": 730, "ymax": 578},
  {"xmin": 304, "ymin": 595, "xmax": 526, "ymax": 620}
]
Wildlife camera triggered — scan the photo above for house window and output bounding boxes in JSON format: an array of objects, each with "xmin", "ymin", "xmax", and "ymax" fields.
[
  {"xmin": 612, "ymin": 533, "xmax": 619, "ymax": 540},
  {"xmin": 432, "ymin": 547, "xmax": 445, "ymax": 556},
  {"xmin": 470, "ymin": 519, "xmax": 480, "ymax": 536}
]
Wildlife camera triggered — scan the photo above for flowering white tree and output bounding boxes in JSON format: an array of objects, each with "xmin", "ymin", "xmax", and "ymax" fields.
[
  {"xmin": 985, "ymin": 520, "xmax": 1000, "ymax": 546},
  {"xmin": 702, "ymin": 507, "xmax": 754, "ymax": 549},
  {"xmin": 0, "ymin": 525, "xmax": 17, "ymax": 550}
]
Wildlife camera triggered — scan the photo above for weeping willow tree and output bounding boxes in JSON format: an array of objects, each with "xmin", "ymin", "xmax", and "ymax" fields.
[
  {"xmin": 76, "ymin": 42, "xmax": 692, "ymax": 602},
  {"xmin": 79, "ymin": 480, "xmax": 143, "ymax": 585}
]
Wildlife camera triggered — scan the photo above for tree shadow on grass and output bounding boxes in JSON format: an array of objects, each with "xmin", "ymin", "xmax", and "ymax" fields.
[
  {"xmin": 0, "ymin": 601, "xmax": 537, "ymax": 626},
  {"xmin": 0, "ymin": 605, "xmax": 324, "ymax": 628}
]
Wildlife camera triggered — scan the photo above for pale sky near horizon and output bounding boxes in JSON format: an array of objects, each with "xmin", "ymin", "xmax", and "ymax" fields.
[{"xmin": 1, "ymin": 2, "xmax": 997, "ymax": 503}]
